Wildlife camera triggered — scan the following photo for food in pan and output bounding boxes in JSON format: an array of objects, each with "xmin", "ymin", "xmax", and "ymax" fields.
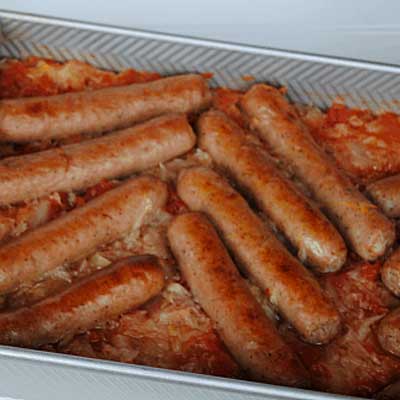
[
  {"xmin": 0, "ymin": 175, "xmax": 167, "ymax": 294},
  {"xmin": 0, "ymin": 57, "xmax": 400, "ymax": 398},
  {"xmin": 0, "ymin": 255, "xmax": 165, "ymax": 347},
  {"xmin": 177, "ymin": 166, "xmax": 341, "ymax": 345},
  {"xmin": 240, "ymin": 84, "xmax": 395, "ymax": 261},
  {"xmin": 367, "ymin": 174, "xmax": 400, "ymax": 218},
  {"xmin": 0, "ymin": 74, "xmax": 211, "ymax": 141},
  {"xmin": 0, "ymin": 113, "xmax": 195, "ymax": 205},
  {"xmin": 197, "ymin": 109, "xmax": 346, "ymax": 272},
  {"xmin": 382, "ymin": 246, "xmax": 400, "ymax": 297},
  {"xmin": 168, "ymin": 212, "xmax": 308, "ymax": 387},
  {"xmin": 378, "ymin": 305, "xmax": 400, "ymax": 358}
]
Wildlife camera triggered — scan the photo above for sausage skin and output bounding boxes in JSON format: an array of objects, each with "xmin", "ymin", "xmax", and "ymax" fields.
[
  {"xmin": 0, "ymin": 74, "xmax": 211, "ymax": 142},
  {"xmin": 0, "ymin": 255, "xmax": 165, "ymax": 347},
  {"xmin": 239, "ymin": 84, "xmax": 395, "ymax": 261},
  {"xmin": 177, "ymin": 167, "xmax": 341, "ymax": 344},
  {"xmin": 0, "ymin": 176, "xmax": 167, "ymax": 295},
  {"xmin": 168, "ymin": 212, "xmax": 308, "ymax": 387},
  {"xmin": 381, "ymin": 247, "xmax": 400, "ymax": 296},
  {"xmin": 198, "ymin": 110, "xmax": 347, "ymax": 272},
  {"xmin": 367, "ymin": 174, "xmax": 400, "ymax": 218},
  {"xmin": 0, "ymin": 114, "xmax": 195, "ymax": 206},
  {"xmin": 376, "ymin": 380, "xmax": 400, "ymax": 400},
  {"xmin": 378, "ymin": 306, "xmax": 400, "ymax": 357}
]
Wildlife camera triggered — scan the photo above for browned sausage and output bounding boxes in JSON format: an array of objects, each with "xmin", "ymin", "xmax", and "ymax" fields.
[
  {"xmin": 0, "ymin": 255, "xmax": 165, "ymax": 347},
  {"xmin": 381, "ymin": 247, "xmax": 400, "ymax": 296},
  {"xmin": 0, "ymin": 74, "xmax": 211, "ymax": 142},
  {"xmin": 168, "ymin": 212, "xmax": 308, "ymax": 387},
  {"xmin": 240, "ymin": 84, "xmax": 395, "ymax": 261},
  {"xmin": 0, "ymin": 114, "xmax": 194, "ymax": 206},
  {"xmin": 0, "ymin": 176, "xmax": 167, "ymax": 295},
  {"xmin": 177, "ymin": 167, "xmax": 341, "ymax": 344},
  {"xmin": 198, "ymin": 110, "xmax": 347, "ymax": 273},
  {"xmin": 376, "ymin": 380, "xmax": 400, "ymax": 400},
  {"xmin": 378, "ymin": 306, "xmax": 400, "ymax": 357},
  {"xmin": 367, "ymin": 174, "xmax": 400, "ymax": 218}
]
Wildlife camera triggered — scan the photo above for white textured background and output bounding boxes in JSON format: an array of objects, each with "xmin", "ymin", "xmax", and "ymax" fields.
[{"xmin": 1, "ymin": 0, "xmax": 400, "ymax": 65}]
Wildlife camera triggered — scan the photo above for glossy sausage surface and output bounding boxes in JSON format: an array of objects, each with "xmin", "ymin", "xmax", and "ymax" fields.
[
  {"xmin": 198, "ymin": 110, "xmax": 347, "ymax": 272},
  {"xmin": 0, "ymin": 114, "xmax": 194, "ymax": 205},
  {"xmin": 168, "ymin": 212, "xmax": 308, "ymax": 387},
  {"xmin": 378, "ymin": 306, "xmax": 400, "ymax": 358},
  {"xmin": 240, "ymin": 84, "xmax": 395, "ymax": 261},
  {"xmin": 0, "ymin": 74, "xmax": 211, "ymax": 141},
  {"xmin": 367, "ymin": 174, "xmax": 400, "ymax": 218},
  {"xmin": 0, "ymin": 255, "xmax": 165, "ymax": 347},
  {"xmin": 177, "ymin": 167, "xmax": 341, "ymax": 344},
  {"xmin": 0, "ymin": 176, "xmax": 167, "ymax": 294},
  {"xmin": 382, "ymin": 247, "xmax": 400, "ymax": 296}
]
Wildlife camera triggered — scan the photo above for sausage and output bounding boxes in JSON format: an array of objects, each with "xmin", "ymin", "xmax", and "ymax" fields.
[
  {"xmin": 0, "ymin": 176, "xmax": 167, "ymax": 295},
  {"xmin": 198, "ymin": 110, "xmax": 347, "ymax": 272},
  {"xmin": 381, "ymin": 247, "xmax": 400, "ymax": 296},
  {"xmin": 376, "ymin": 380, "xmax": 400, "ymax": 400},
  {"xmin": 378, "ymin": 306, "xmax": 400, "ymax": 357},
  {"xmin": 177, "ymin": 167, "xmax": 341, "ymax": 344},
  {"xmin": 0, "ymin": 74, "xmax": 211, "ymax": 142},
  {"xmin": 367, "ymin": 174, "xmax": 400, "ymax": 218},
  {"xmin": 0, "ymin": 114, "xmax": 195, "ymax": 206},
  {"xmin": 239, "ymin": 84, "xmax": 395, "ymax": 261},
  {"xmin": 168, "ymin": 212, "xmax": 308, "ymax": 387},
  {"xmin": 0, "ymin": 255, "xmax": 165, "ymax": 347}
]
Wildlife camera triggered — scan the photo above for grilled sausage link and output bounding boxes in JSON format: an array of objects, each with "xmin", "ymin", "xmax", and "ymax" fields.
[
  {"xmin": 0, "ymin": 176, "xmax": 167, "ymax": 295},
  {"xmin": 198, "ymin": 110, "xmax": 347, "ymax": 272},
  {"xmin": 0, "ymin": 255, "xmax": 165, "ymax": 347},
  {"xmin": 177, "ymin": 167, "xmax": 341, "ymax": 344},
  {"xmin": 0, "ymin": 74, "xmax": 211, "ymax": 142},
  {"xmin": 376, "ymin": 380, "xmax": 400, "ymax": 400},
  {"xmin": 0, "ymin": 114, "xmax": 194, "ymax": 206},
  {"xmin": 168, "ymin": 212, "xmax": 309, "ymax": 387},
  {"xmin": 367, "ymin": 174, "xmax": 400, "ymax": 218},
  {"xmin": 239, "ymin": 84, "xmax": 395, "ymax": 261},
  {"xmin": 381, "ymin": 247, "xmax": 400, "ymax": 296},
  {"xmin": 378, "ymin": 306, "xmax": 400, "ymax": 357}
]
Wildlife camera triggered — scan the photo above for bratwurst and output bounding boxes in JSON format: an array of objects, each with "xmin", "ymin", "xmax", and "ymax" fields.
[
  {"xmin": 0, "ymin": 74, "xmax": 211, "ymax": 142},
  {"xmin": 240, "ymin": 84, "xmax": 395, "ymax": 261},
  {"xmin": 197, "ymin": 110, "xmax": 346, "ymax": 272},
  {"xmin": 0, "ymin": 176, "xmax": 167, "ymax": 295},
  {"xmin": 0, "ymin": 114, "xmax": 194, "ymax": 206},
  {"xmin": 381, "ymin": 247, "xmax": 400, "ymax": 296},
  {"xmin": 0, "ymin": 255, "xmax": 165, "ymax": 348},
  {"xmin": 367, "ymin": 174, "xmax": 400, "ymax": 218},
  {"xmin": 168, "ymin": 212, "xmax": 308, "ymax": 387},
  {"xmin": 177, "ymin": 167, "xmax": 341, "ymax": 344},
  {"xmin": 378, "ymin": 305, "xmax": 400, "ymax": 358}
]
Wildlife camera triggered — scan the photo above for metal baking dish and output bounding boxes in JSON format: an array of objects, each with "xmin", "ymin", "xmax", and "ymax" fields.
[{"xmin": 0, "ymin": 10, "xmax": 399, "ymax": 400}]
